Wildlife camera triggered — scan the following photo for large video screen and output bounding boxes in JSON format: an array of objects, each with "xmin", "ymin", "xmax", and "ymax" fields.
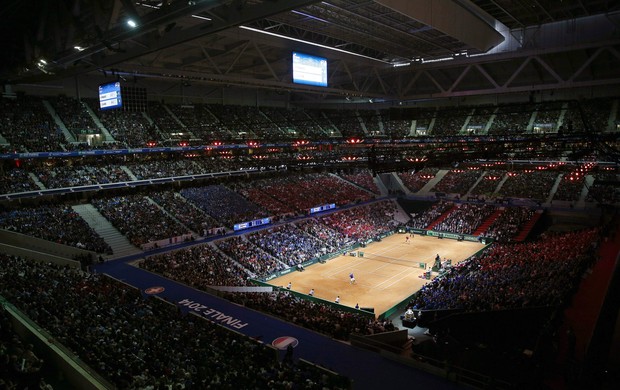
[
  {"xmin": 292, "ymin": 51, "xmax": 327, "ymax": 87},
  {"xmin": 98, "ymin": 81, "xmax": 122, "ymax": 110}
]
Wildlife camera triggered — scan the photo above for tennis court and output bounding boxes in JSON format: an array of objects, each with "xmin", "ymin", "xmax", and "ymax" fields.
[{"xmin": 269, "ymin": 233, "xmax": 487, "ymax": 317}]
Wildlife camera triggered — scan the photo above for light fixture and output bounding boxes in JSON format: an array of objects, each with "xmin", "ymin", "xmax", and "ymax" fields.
[
  {"xmin": 137, "ymin": 2, "xmax": 211, "ymax": 21},
  {"xmin": 127, "ymin": 19, "xmax": 137, "ymax": 28},
  {"xmin": 239, "ymin": 26, "xmax": 390, "ymax": 64}
]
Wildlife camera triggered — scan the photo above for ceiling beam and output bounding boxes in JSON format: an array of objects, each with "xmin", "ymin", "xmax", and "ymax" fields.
[
  {"xmin": 49, "ymin": 0, "xmax": 324, "ymax": 78},
  {"xmin": 375, "ymin": 0, "xmax": 504, "ymax": 52}
]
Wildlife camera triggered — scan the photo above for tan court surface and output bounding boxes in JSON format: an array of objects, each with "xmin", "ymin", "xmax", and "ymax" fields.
[{"xmin": 269, "ymin": 233, "xmax": 487, "ymax": 317}]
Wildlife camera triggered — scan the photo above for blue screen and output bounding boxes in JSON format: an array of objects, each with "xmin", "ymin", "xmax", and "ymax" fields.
[
  {"xmin": 98, "ymin": 82, "xmax": 122, "ymax": 110},
  {"xmin": 292, "ymin": 52, "xmax": 327, "ymax": 87}
]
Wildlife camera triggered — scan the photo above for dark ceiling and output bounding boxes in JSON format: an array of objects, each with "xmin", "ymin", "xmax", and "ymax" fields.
[{"xmin": 1, "ymin": 0, "xmax": 620, "ymax": 104}]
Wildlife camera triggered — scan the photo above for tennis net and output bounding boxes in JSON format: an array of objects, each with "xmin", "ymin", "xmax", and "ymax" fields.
[{"xmin": 360, "ymin": 252, "xmax": 426, "ymax": 268}]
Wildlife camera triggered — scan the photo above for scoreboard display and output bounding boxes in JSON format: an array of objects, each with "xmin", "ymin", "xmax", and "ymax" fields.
[{"xmin": 98, "ymin": 81, "xmax": 122, "ymax": 110}]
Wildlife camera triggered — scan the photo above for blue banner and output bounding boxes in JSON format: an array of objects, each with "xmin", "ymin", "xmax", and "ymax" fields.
[{"xmin": 233, "ymin": 217, "xmax": 271, "ymax": 231}]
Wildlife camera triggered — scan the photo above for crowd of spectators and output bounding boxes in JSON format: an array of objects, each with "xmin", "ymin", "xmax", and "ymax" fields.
[
  {"xmin": 249, "ymin": 106, "xmax": 293, "ymax": 139},
  {"xmin": 409, "ymin": 228, "xmax": 599, "ymax": 312},
  {"xmin": 233, "ymin": 173, "xmax": 372, "ymax": 216},
  {"xmin": 413, "ymin": 117, "xmax": 433, "ymax": 135},
  {"xmin": 383, "ymin": 117, "xmax": 411, "ymax": 138},
  {"xmin": 482, "ymin": 207, "xmax": 535, "ymax": 243},
  {"xmin": 0, "ymin": 306, "xmax": 50, "ymax": 390},
  {"xmin": 337, "ymin": 168, "xmax": 380, "ymax": 194},
  {"xmin": 208, "ymin": 104, "xmax": 256, "ymax": 139},
  {"xmin": 262, "ymin": 106, "xmax": 327, "ymax": 138},
  {"xmin": 247, "ymin": 224, "xmax": 329, "ymax": 267},
  {"xmin": 305, "ymin": 109, "xmax": 341, "ymax": 137},
  {"xmin": 148, "ymin": 190, "xmax": 223, "ymax": 236},
  {"xmin": 431, "ymin": 203, "xmax": 496, "ymax": 235},
  {"xmin": 0, "ymin": 154, "xmax": 257, "ymax": 196},
  {"xmin": 242, "ymin": 105, "xmax": 287, "ymax": 139},
  {"xmin": 488, "ymin": 103, "xmax": 535, "ymax": 135},
  {"xmin": 295, "ymin": 218, "xmax": 354, "ymax": 250},
  {"xmin": 4, "ymin": 156, "xmax": 612, "ymax": 210},
  {"xmin": 91, "ymin": 194, "xmax": 189, "ymax": 247},
  {"xmin": 0, "ymin": 204, "xmax": 112, "ymax": 254},
  {"xmin": 139, "ymin": 243, "xmax": 249, "ymax": 287},
  {"xmin": 586, "ymin": 171, "xmax": 619, "ymax": 204},
  {"xmin": 84, "ymin": 98, "xmax": 160, "ymax": 148},
  {"xmin": 0, "ymin": 166, "xmax": 39, "ymax": 194},
  {"xmin": 0, "ymin": 254, "xmax": 348, "ymax": 389},
  {"xmin": 532, "ymin": 102, "xmax": 563, "ymax": 132},
  {"xmin": 469, "ymin": 170, "xmax": 505, "ymax": 196},
  {"xmin": 431, "ymin": 169, "xmax": 482, "ymax": 195},
  {"xmin": 180, "ymin": 185, "xmax": 266, "ymax": 228},
  {"xmin": 552, "ymin": 175, "xmax": 586, "ymax": 202},
  {"xmin": 215, "ymin": 236, "xmax": 286, "ymax": 278},
  {"xmin": 50, "ymin": 96, "xmax": 98, "ymax": 136},
  {"xmin": 126, "ymin": 157, "xmax": 207, "ymax": 179},
  {"xmin": 318, "ymin": 200, "xmax": 399, "ymax": 242},
  {"xmin": 407, "ymin": 200, "xmax": 454, "ymax": 229},
  {"xmin": 0, "ymin": 95, "xmax": 64, "ymax": 152},
  {"xmin": 497, "ymin": 171, "xmax": 558, "ymax": 200},
  {"xmin": 467, "ymin": 106, "xmax": 494, "ymax": 130},
  {"xmin": 126, "ymin": 154, "xmax": 248, "ymax": 179},
  {"xmin": 562, "ymin": 99, "xmax": 611, "ymax": 133},
  {"xmin": 32, "ymin": 162, "xmax": 132, "ymax": 189},
  {"xmin": 230, "ymin": 181, "xmax": 294, "ymax": 216},
  {"xmin": 431, "ymin": 107, "xmax": 471, "ymax": 136},
  {"xmin": 1, "ymin": 95, "xmax": 619, "ymax": 154},
  {"xmin": 225, "ymin": 290, "xmax": 396, "ymax": 341},
  {"xmin": 167, "ymin": 103, "xmax": 232, "ymax": 141},
  {"xmin": 358, "ymin": 109, "xmax": 382, "ymax": 135},
  {"xmin": 147, "ymin": 101, "xmax": 186, "ymax": 141},
  {"xmin": 397, "ymin": 168, "xmax": 439, "ymax": 193},
  {"xmin": 323, "ymin": 110, "xmax": 365, "ymax": 138}
]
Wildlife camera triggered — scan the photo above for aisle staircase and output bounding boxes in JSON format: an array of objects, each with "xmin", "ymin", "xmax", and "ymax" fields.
[
  {"xmin": 28, "ymin": 173, "xmax": 46, "ymax": 190},
  {"xmin": 373, "ymin": 175, "xmax": 390, "ymax": 196},
  {"xmin": 426, "ymin": 204, "xmax": 458, "ymax": 230},
  {"xmin": 546, "ymin": 174, "xmax": 563, "ymax": 204},
  {"xmin": 72, "ymin": 204, "xmax": 142, "ymax": 259},
  {"xmin": 42, "ymin": 100, "xmax": 76, "ymax": 142},
  {"xmin": 388, "ymin": 172, "xmax": 412, "ymax": 195},
  {"xmin": 472, "ymin": 208, "xmax": 504, "ymax": 236},
  {"xmin": 84, "ymin": 103, "xmax": 114, "ymax": 141},
  {"xmin": 514, "ymin": 210, "xmax": 544, "ymax": 242},
  {"xmin": 465, "ymin": 170, "xmax": 487, "ymax": 198}
]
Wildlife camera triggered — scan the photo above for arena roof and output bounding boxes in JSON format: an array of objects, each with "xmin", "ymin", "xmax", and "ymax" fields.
[{"xmin": 1, "ymin": 0, "xmax": 620, "ymax": 104}]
